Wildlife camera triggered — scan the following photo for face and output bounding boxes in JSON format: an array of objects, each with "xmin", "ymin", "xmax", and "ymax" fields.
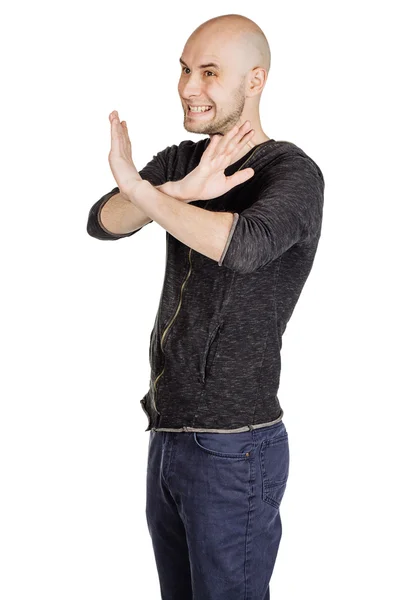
[{"xmin": 178, "ymin": 46, "xmax": 248, "ymax": 137}]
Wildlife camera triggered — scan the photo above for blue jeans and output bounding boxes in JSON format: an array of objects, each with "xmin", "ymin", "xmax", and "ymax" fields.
[{"xmin": 145, "ymin": 420, "xmax": 290, "ymax": 599}]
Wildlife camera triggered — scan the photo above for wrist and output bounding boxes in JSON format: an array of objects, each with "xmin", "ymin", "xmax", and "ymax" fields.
[
  {"xmin": 163, "ymin": 180, "xmax": 189, "ymax": 202},
  {"xmin": 125, "ymin": 178, "xmax": 150, "ymax": 204}
]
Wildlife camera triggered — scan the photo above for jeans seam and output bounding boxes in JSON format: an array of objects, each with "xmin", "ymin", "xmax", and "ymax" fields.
[{"xmin": 244, "ymin": 452, "xmax": 255, "ymax": 599}]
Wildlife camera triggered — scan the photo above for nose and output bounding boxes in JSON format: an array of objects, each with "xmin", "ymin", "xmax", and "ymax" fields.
[{"xmin": 179, "ymin": 73, "xmax": 203, "ymax": 100}]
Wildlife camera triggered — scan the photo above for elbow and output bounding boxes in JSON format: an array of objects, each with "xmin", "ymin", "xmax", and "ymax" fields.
[
  {"xmin": 218, "ymin": 212, "xmax": 239, "ymax": 267},
  {"xmin": 217, "ymin": 214, "xmax": 270, "ymax": 274},
  {"xmin": 86, "ymin": 215, "xmax": 121, "ymax": 241},
  {"xmin": 86, "ymin": 196, "xmax": 121, "ymax": 241},
  {"xmin": 86, "ymin": 220, "xmax": 107, "ymax": 240}
]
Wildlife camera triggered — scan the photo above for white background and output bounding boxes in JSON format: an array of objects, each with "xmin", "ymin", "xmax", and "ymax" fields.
[{"xmin": 1, "ymin": 1, "xmax": 399, "ymax": 598}]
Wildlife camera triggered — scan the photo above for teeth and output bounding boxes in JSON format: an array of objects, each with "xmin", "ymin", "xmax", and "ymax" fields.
[{"xmin": 189, "ymin": 105, "xmax": 212, "ymax": 112}]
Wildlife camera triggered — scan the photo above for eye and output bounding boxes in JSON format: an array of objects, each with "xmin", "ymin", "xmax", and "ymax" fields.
[{"xmin": 181, "ymin": 67, "xmax": 215, "ymax": 77}]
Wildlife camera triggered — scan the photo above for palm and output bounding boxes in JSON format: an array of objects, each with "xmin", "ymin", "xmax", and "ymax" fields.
[
  {"xmin": 180, "ymin": 122, "xmax": 256, "ymax": 201},
  {"xmin": 188, "ymin": 162, "xmax": 241, "ymax": 200}
]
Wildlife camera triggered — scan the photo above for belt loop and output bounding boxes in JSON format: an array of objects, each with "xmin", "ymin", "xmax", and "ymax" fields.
[{"xmin": 248, "ymin": 424, "xmax": 254, "ymax": 431}]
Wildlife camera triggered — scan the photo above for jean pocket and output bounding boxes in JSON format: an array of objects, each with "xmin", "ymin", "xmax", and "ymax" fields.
[
  {"xmin": 260, "ymin": 433, "xmax": 289, "ymax": 508},
  {"xmin": 193, "ymin": 430, "xmax": 253, "ymax": 459}
]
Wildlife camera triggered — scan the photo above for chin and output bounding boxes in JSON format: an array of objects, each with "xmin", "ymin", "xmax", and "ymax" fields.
[{"xmin": 184, "ymin": 121, "xmax": 205, "ymax": 132}]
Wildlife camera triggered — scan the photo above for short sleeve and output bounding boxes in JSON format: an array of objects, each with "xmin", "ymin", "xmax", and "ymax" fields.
[
  {"xmin": 218, "ymin": 154, "xmax": 325, "ymax": 273},
  {"xmin": 86, "ymin": 146, "xmax": 172, "ymax": 240}
]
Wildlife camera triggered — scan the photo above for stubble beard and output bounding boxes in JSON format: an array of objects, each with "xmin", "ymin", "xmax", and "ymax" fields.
[{"xmin": 183, "ymin": 79, "xmax": 246, "ymax": 137}]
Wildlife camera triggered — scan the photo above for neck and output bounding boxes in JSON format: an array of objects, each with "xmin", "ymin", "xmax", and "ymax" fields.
[{"xmin": 227, "ymin": 133, "xmax": 271, "ymax": 165}]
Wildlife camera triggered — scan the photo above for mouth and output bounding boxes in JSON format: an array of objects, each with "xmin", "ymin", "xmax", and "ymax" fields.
[{"xmin": 186, "ymin": 105, "xmax": 214, "ymax": 118}]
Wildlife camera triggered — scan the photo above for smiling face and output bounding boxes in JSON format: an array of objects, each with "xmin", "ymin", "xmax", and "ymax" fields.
[
  {"xmin": 178, "ymin": 36, "xmax": 249, "ymax": 137},
  {"xmin": 178, "ymin": 15, "xmax": 271, "ymax": 147}
]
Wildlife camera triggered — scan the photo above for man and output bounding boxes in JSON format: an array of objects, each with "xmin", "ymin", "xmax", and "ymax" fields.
[{"xmin": 87, "ymin": 13, "xmax": 324, "ymax": 600}]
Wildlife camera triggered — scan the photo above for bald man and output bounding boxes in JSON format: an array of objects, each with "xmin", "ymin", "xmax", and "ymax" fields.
[{"xmin": 87, "ymin": 13, "xmax": 325, "ymax": 600}]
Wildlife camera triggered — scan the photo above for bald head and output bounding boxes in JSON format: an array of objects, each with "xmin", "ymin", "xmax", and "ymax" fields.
[{"xmin": 188, "ymin": 14, "xmax": 271, "ymax": 79}]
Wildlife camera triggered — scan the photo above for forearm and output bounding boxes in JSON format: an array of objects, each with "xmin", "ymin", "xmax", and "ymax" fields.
[
  {"xmin": 127, "ymin": 180, "xmax": 234, "ymax": 263},
  {"xmin": 99, "ymin": 181, "xmax": 184, "ymax": 235}
]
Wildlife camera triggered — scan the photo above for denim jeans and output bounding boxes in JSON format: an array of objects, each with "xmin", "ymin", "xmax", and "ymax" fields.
[{"xmin": 145, "ymin": 420, "xmax": 290, "ymax": 599}]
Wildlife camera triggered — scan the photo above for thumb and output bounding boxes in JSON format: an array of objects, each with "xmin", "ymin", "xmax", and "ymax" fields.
[{"xmin": 226, "ymin": 167, "xmax": 255, "ymax": 190}]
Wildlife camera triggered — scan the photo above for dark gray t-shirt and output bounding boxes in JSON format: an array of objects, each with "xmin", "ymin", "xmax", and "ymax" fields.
[{"xmin": 87, "ymin": 137, "xmax": 325, "ymax": 432}]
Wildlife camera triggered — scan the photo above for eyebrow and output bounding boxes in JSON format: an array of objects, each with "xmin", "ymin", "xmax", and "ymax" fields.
[{"xmin": 179, "ymin": 57, "xmax": 220, "ymax": 70}]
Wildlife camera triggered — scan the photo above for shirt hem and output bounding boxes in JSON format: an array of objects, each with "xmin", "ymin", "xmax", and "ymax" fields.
[
  {"xmin": 218, "ymin": 212, "xmax": 239, "ymax": 266},
  {"xmin": 149, "ymin": 409, "xmax": 284, "ymax": 433}
]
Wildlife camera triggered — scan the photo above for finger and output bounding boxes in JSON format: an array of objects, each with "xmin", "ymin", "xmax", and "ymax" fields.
[
  {"xmin": 110, "ymin": 112, "xmax": 122, "ymax": 143},
  {"xmin": 216, "ymin": 120, "xmax": 252, "ymax": 156},
  {"xmin": 204, "ymin": 125, "xmax": 238, "ymax": 159},
  {"xmin": 110, "ymin": 113, "xmax": 129, "ymax": 159},
  {"xmin": 110, "ymin": 113, "xmax": 128, "ymax": 146},
  {"xmin": 121, "ymin": 121, "xmax": 132, "ymax": 150},
  {"xmin": 234, "ymin": 127, "xmax": 256, "ymax": 152},
  {"xmin": 221, "ymin": 129, "xmax": 254, "ymax": 163},
  {"xmin": 225, "ymin": 167, "xmax": 255, "ymax": 190},
  {"xmin": 122, "ymin": 120, "xmax": 130, "ymax": 137},
  {"xmin": 110, "ymin": 110, "xmax": 120, "ymax": 126},
  {"xmin": 217, "ymin": 123, "xmax": 242, "ymax": 154},
  {"xmin": 204, "ymin": 133, "xmax": 221, "ymax": 158},
  {"xmin": 226, "ymin": 121, "xmax": 254, "ymax": 154}
]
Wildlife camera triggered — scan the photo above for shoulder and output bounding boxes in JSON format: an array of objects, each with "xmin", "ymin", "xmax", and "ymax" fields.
[
  {"xmin": 257, "ymin": 140, "xmax": 324, "ymax": 186},
  {"xmin": 161, "ymin": 138, "xmax": 210, "ymax": 179},
  {"xmin": 159, "ymin": 137, "xmax": 208, "ymax": 159}
]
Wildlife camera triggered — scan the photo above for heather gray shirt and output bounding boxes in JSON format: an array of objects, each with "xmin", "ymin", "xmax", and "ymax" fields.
[{"xmin": 87, "ymin": 137, "xmax": 325, "ymax": 433}]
